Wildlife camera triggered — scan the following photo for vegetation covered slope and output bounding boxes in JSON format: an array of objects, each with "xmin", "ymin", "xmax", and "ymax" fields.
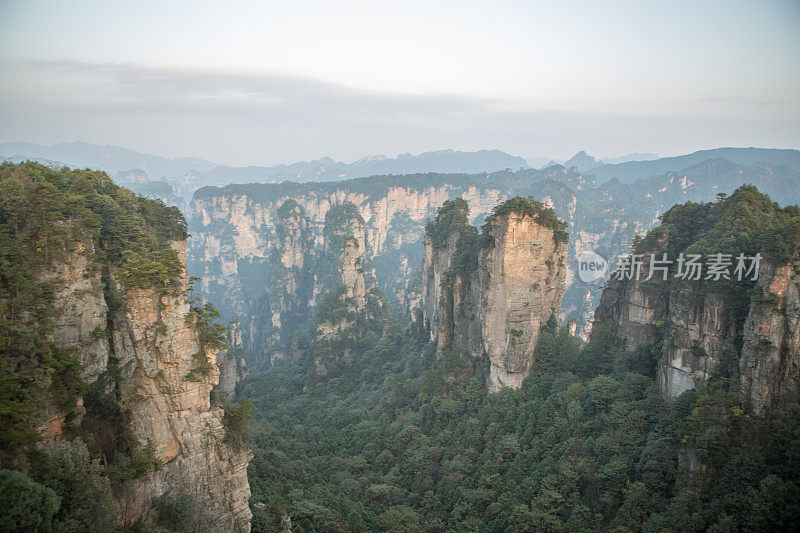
[
  {"xmin": 0, "ymin": 162, "xmax": 247, "ymax": 531},
  {"xmin": 0, "ymin": 161, "xmax": 187, "ymax": 462},
  {"xmin": 239, "ymin": 187, "xmax": 799, "ymax": 532},
  {"xmin": 591, "ymin": 186, "xmax": 800, "ymax": 409},
  {"xmin": 242, "ymin": 313, "xmax": 799, "ymax": 532},
  {"xmin": 628, "ymin": 184, "xmax": 799, "ymax": 336}
]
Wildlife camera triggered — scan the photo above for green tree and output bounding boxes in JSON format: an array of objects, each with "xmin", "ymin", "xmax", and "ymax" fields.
[
  {"xmin": 0, "ymin": 469, "xmax": 60, "ymax": 532},
  {"xmin": 34, "ymin": 439, "xmax": 118, "ymax": 531}
]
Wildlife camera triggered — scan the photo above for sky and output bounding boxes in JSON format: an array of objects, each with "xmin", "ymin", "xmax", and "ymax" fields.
[{"xmin": 0, "ymin": 0, "xmax": 798, "ymax": 166}]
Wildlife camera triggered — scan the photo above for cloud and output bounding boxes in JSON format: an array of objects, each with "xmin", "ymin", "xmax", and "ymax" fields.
[
  {"xmin": 696, "ymin": 96, "xmax": 791, "ymax": 107},
  {"xmin": 0, "ymin": 60, "xmax": 797, "ymax": 165},
  {"xmin": 25, "ymin": 60, "xmax": 502, "ymax": 121}
]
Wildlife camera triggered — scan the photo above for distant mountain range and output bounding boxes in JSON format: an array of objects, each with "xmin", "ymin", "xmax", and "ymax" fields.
[
  {"xmin": 3, "ymin": 141, "xmax": 798, "ymax": 197},
  {"xmin": 0, "ymin": 142, "xmax": 527, "ymax": 183},
  {"xmin": 189, "ymin": 149, "xmax": 528, "ymax": 185},
  {"xmin": 0, "ymin": 141, "xmax": 219, "ymax": 178},
  {"xmin": 586, "ymin": 147, "xmax": 800, "ymax": 183},
  {"xmin": 533, "ymin": 148, "xmax": 800, "ymax": 183},
  {"xmin": 528, "ymin": 152, "xmax": 659, "ymax": 171}
]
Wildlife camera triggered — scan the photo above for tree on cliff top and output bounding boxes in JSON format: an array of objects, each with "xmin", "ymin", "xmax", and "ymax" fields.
[
  {"xmin": 425, "ymin": 198, "xmax": 470, "ymax": 250},
  {"xmin": 483, "ymin": 196, "xmax": 569, "ymax": 244}
]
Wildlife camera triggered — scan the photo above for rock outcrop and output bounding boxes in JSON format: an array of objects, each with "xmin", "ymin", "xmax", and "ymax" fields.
[
  {"xmin": 44, "ymin": 238, "xmax": 110, "ymax": 384},
  {"xmin": 42, "ymin": 240, "xmax": 252, "ymax": 530},
  {"xmin": 311, "ymin": 203, "xmax": 387, "ymax": 375},
  {"xmin": 218, "ymin": 321, "xmax": 248, "ymax": 401},
  {"xmin": 421, "ymin": 232, "xmax": 458, "ymax": 341},
  {"xmin": 480, "ymin": 209, "xmax": 568, "ymax": 390},
  {"xmin": 112, "ymin": 242, "xmax": 251, "ymax": 531},
  {"xmin": 0, "ymin": 163, "xmax": 252, "ymax": 531},
  {"xmin": 739, "ymin": 263, "xmax": 800, "ymax": 413},
  {"xmin": 595, "ymin": 249, "xmax": 800, "ymax": 414},
  {"xmin": 422, "ymin": 198, "xmax": 568, "ymax": 391},
  {"xmin": 592, "ymin": 186, "xmax": 800, "ymax": 414}
]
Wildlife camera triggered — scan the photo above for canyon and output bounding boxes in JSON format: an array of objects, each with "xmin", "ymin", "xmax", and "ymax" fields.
[{"xmin": 190, "ymin": 158, "xmax": 800, "ymax": 367}]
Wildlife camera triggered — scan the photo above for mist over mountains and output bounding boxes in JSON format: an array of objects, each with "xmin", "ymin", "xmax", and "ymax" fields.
[
  {"xmin": 189, "ymin": 149, "xmax": 528, "ymax": 184},
  {"xmin": 0, "ymin": 141, "xmax": 526, "ymax": 184},
  {"xmin": 3, "ymin": 140, "xmax": 798, "ymax": 214},
  {"xmin": 4, "ymin": 141, "xmax": 796, "ymax": 187},
  {"xmin": 0, "ymin": 140, "xmax": 219, "ymax": 178}
]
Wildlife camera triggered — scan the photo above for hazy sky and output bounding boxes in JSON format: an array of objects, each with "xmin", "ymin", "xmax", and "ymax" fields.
[{"xmin": 1, "ymin": 0, "xmax": 798, "ymax": 165}]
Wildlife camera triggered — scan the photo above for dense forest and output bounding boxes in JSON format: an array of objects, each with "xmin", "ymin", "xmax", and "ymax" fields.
[
  {"xmin": 241, "ymin": 188, "xmax": 800, "ymax": 532},
  {"xmin": 243, "ymin": 319, "xmax": 799, "ymax": 532}
]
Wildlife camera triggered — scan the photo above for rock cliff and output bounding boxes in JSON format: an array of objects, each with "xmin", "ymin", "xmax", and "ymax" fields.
[
  {"xmin": 48, "ymin": 240, "xmax": 252, "ymax": 530},
  {"xmin": 218, "ymin": 321, "xmax": 248, "ymax": 401},
  {"xmin": 421, "ymin": 198, "xmax": 568, "ymax": 391},
  {"xmin": 189, "ymin": 161, "xmax": 795, "ymax": 365},
  {"xmin": 739, "ymin": 262, "xmax": 800, "ymax": 413},
  {"xmin": 592, "ymin": 186, "xmax": 800, "ymax": 414},
  {"xmin": 480, "ymin": 209, "xmax": 569, "ymax": 390},
  {"xmin": 110, "ymin": 241, "xmax": 251, "ymax": 530},
  {"xmin": 188, "ymin": 175, "xmax": 510, "ymax": 364},
  {"xmin": 310, "ymin": 203, "xmax": 389, "ymax": 375},
  {"xmin": 0, "ymin": 163, "xmax": 252, "ymax": 531}
]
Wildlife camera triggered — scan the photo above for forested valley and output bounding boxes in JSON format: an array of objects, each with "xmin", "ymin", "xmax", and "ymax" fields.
[{"xmin": 241, "ymin": 188, "xmax": 800, "ymax": 532}]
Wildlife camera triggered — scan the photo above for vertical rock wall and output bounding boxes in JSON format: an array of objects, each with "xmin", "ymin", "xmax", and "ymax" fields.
[
  {"xmin": 421, "ymin": 202, "xmax": 568, "ymax": 391},
  {"xmin": 43, "ymin": 240, "xmax": 252, "ymax": 531}
]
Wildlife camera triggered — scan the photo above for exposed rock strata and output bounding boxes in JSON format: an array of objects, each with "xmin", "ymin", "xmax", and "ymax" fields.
[
  {"xmin": 218, "ymin": 321, "xmax": 248, "ymax": 401},
  {"xmin": 42, "ymin": 240, "xmax": 252, "ymax": 531},
  {"xmin": 422, "ymin": 200, "xmax": 568, "ymax": 391},
  {"xmin": 593, "ymin": 220, "xmax": 799, "ymax": 415}
]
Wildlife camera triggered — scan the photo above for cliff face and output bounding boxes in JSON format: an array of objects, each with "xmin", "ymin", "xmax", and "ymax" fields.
[
  {"xmin": 189, "ymin": 180, "xmax": 504, "ymax": 362},
  {"xmin": 220, "ymin": 196, "xmax": 396, "ymax": 369},
  {"xmin": 738, "ymin": 263, "xmax": 800, "ymax": 412},
  {"xmin": 592, "ymin": 187, "xmax": 800, "ymax": 414},
  {"xmin": 187, "ymin": 171, "xmax": 636, "ymax": 358},
  {"xmin": 37, "ymin": 238, "xmax": 110, "ymax": 439},
  {"xmin": 422, "ymin": 198, "xmax": 568, "ymax": 391},
  {"xmin": 190, "ymin": 161, "xmax": 800, "ymax": 363},
  {"xmin": 251, "ymin": 201, "xmax": 317, "ymax": 365},
  {"xmin": 45, "ymin": 238, "xmax": 110, "ymax": 384},
  {"xmin": 45, "ymin": 240, "xmax": 253, "ymax": 530},
  {"xmin": 339, "ymin": 236, "xmax": 367, "ymax": 307},
  {"xmin": 421, "ymin": 232, "xmax": 458, "ymax": 340},
  {"xmin": 311, "ymin": 205, "xmax": 387, "ymax": 375},
  {"xmin": 594, "ymin": 253, "xmax": 799, "ymax": 413},
  {"xmin": 190, "ymin": 184, "xmax": 464, "ymax": 307},
  {"xmin": 112, "ymin": 242, "xmax": 251, "ymax": 530},
  {"xmin": 0, "ymin": 163, "xmax": 253, "ymax": 531},
  {"xmin": 218, "ymin": 322, "xmax": 248, "ymax": 401},
  {"xmin": 480, "ymin": 211, "xmax": 568, "ymax": 391}
]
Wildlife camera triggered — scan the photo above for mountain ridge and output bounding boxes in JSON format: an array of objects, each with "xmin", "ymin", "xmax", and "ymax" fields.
[{"xmin": 587, "ymin": 147, "xmax": 800, "ymax": 183}]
